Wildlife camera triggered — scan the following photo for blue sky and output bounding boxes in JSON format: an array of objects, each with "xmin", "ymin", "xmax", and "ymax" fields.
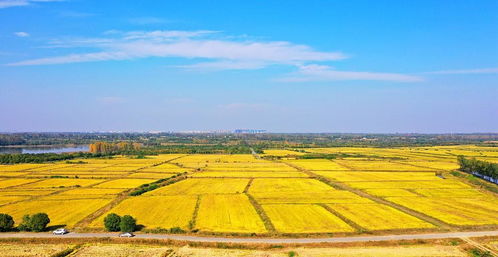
[{"xmin": 0, "ymin": 0, "xmax": 497, "ymax": 133}]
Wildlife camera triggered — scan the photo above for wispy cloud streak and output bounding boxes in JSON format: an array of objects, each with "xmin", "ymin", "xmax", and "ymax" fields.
[
  {"xmin": 0, "ymin": 0, "xmax": 62, "ymax": 8},
  {"xmin": 7, "ymin": 30, "xmax": 347, "ymax": 67},
  {"xmin": 278, "ymin": 64, "xmax": 423, "ymax": 82}
]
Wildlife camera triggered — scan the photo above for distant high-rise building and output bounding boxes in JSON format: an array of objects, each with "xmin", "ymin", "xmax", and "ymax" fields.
[{"xmin": 234, "ymin": 129, "xmax": 266, "ymax": 134}]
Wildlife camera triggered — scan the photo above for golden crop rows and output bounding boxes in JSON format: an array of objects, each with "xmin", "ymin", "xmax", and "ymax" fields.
[{"xmin": 196, "ymin": 194, "xmax": 266, "ymax": 233}]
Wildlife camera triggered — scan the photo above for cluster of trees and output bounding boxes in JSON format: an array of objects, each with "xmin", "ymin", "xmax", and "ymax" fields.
[
  {"xmin": 89, "ymin": 142, "xmax": 142, "ymax": 154},
  {"xmin": 458, "ymin": 156, "xmax": 498, "ymax": 182},
  {"xmin": 104, "ymin": 213, "xmax": 136, "ymax": 232},
  {"xmin": 0, "ymin": 152, "xmax": 109, "ymax": 164},
  {"xmin": 0, "ymin": 213, "xmax": 50, "ymax": 232}
]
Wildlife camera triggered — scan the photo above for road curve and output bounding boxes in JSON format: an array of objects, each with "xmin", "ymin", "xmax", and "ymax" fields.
[{"xmin": 0, "ymin": 231, "xmax": 497, "ymax": 244}]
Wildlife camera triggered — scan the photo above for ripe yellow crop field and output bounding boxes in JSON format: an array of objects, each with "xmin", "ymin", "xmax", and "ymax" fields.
[
  {"xmin": 0, "ymin": 164, "xmax": 48, "ymax": 172},
  {"xmin": 143, "ymin": 163, "xmax": 182, "ymax": 170},
  {"xmin": 92, "ymin": 195, "xmax": 197, "ymax": 229},
  {"xmin": 314, "ymin": 171, "xmax": 439, "ymax": 182},
  {"xmin": 387, "ymin": 197, "xmax": 498, "ymax": 226},
  {"xmin": 0, "ymin": 196, "xmax": 28, "ymax": 205},
  {"xmin": 0, "ymin": 146, "xmax": 496, "ymax": 234},
  {"xmin": 204, "ymin": 163, "xmax": 297, "ymax": 172},
  {"xmin": 0, "ymin": 178, "xmax": 40, "ymax": 189},
  {"xmin": 60, "ymin": 188, "xmax": 125, "ymax": 195},
  {"xmin": 0, "ymin": 189, "xmax": 56, "ymax": 196},
  {"xmin": 94, "ymin": 166, "xmax": 141, "ymax": 172},
  {"xmin": 93, "ymin": 179, "xmax": 156, "ymax": 189},
  {"xmin": 173, "ymin": 154, "xmax": 262, "ymax": 168},
  {"xmin": 196, "ymin": 194, "xmax": 266, "ymax": 233},
  {"xmin": 414, "ymin": 188, "xmax": 485, "ymax": 197},
  {"xmin": 147, "ymin": 178, "xmax": 249, "ymax": 195},
  {"xmin": 0, "ymin": 198, "xmax": 112, "ymax": 227},
  {"xmin": 191, "ymin": 171, "xmax": 308, "ymax": 178},
  {"xmin": 263, "ymin": 204, "xmax": 354, "ymax": 233},
  {"xmin": 346, "ymin": 180, "xmax": 471, "ymax": 189},
  {"xmin": 285, "ymin": 159, "xmax": 349, "ymax": 170},
  {"xmin": 0, "ymin": 172, "xmax": 29, "ymax": 177},
  {"xmin": 249, "ymin": 178, "xmax": 334, "ymax": 193},
  {"xmin": 399, "ymin": 161, "xmax": 459, "ymax": 170},
  {"xmin": 249, "ymin": 178, "xmax": 373, "ymax": 204},
  {"xmin": 18, "ymin": 178, "xmax": 105, "ymax": 188},
  {"xmin": 334, "ymin": 160, "xmax": 433, "ymax": 171},
  {"xmin": 329, "ymin": 203, "xmax": 434, "ymax": 230},
  {"xmin": 364, "ymin": 188, "xmax": 419, "ymax": 197},
  {"xmin": 126, "ymin": 172, "xmax": 178, "ymax": 179},
  {"xmin": 253, "ymin": 191, "xmax": 372, "ymax": 204}
]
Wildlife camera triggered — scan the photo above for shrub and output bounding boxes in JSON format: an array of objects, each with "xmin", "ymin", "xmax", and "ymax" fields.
[
  {"xmin": 19, "ymin": 213, "xmax": 50, "ymax": 232},
  {"xmin": 0, "ymin": 213, "xmax": 14, "ymax": 232},
  {"xmin": 103, "ymin": 213, "xmax": 121, "ymax": 232},
  {"xmin": 169, "ymin": 227, "xmax": 185, "ymax": 234},
  {"xmin": 120, "ymin": 215, "xmax": 136, "ymax": 232}
]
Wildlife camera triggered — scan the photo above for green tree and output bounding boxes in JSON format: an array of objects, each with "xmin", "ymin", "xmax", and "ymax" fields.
[
  {"xmin": 0, "ymin": 214, "xmax": 14, "ymax": 232},
  {"xmin": 104, "ymin": 213, "xmax": 121, "ymax": 232},
  {"xmin": 119, "ymin": 215, "xmax": 136, "ymax": 232},
  {"xmin": 18, "ymin": 213, "xmax": 50, "ymax": 232}
]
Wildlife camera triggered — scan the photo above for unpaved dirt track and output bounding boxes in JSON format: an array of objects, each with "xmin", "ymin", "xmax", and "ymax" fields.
[{"xmin": 0, "ymin": 231, "xmax": 497, "ymax": 244}]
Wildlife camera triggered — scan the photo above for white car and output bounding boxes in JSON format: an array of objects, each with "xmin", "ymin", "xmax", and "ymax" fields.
[
  {"xmin": 52, "ymin": 228, "xmax": 69, "ymax": 235},
  {"xmin": 119, "ymin": 232, "xmax": 135, "ymax": 237}
]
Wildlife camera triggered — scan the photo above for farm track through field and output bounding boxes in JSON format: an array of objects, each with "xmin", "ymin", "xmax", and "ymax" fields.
[{"xmin": 0, "ymin": 230, "xmax": 497, "ymax": 244}]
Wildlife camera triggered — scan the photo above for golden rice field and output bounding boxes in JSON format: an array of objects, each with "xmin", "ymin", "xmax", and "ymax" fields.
[
  {"xmin": 262, "ymin": 204, "xmax": 355, "ymax": 233},
  {"xmin": 196, "ymin": 194, "xmax": 266, "ymax": 233},
  {"xmin": 91, "ymin": 195, "xmax": 197, "ymax": 229},
  {"xmin": 0, "ymin": 146, "xmax": 497, "ymax": 234}
]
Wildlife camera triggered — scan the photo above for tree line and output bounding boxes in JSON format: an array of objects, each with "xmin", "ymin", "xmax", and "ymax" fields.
[
  {"xmin": 89, "ymin": 142, "xmax": 142, "ymax": 154},
  {"xmin": 458, "ymin": 156, "xmax": 498, "ymax": 182}
]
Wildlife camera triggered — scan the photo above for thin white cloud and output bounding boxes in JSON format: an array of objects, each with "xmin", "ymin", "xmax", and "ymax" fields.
[
  {"xmin": 178, "ymin": 60, "xmax": 267, "ymax": 71},
  {"xmin": 426, "ymin": 67, "xmax": 498, "ymax": 75},
  {"xmin": 14, "ymin": 31, "xmax": 30, "ymax": 37},
  {"xmin": 278, "ymin": 64, "xmax": 423, "ymax": 82},
  {"xmin": 0, "ymin": 0, "xmax": 62, "ymax": 8},
  {"xmin": 7, "ymin": 30, "xmax": 347, "ymax": 67}
]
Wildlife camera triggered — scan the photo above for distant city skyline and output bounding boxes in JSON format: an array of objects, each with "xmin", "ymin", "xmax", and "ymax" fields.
[{"xmin": 1, "ymin": 0, "xmax": 497, "ymax": 133}]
